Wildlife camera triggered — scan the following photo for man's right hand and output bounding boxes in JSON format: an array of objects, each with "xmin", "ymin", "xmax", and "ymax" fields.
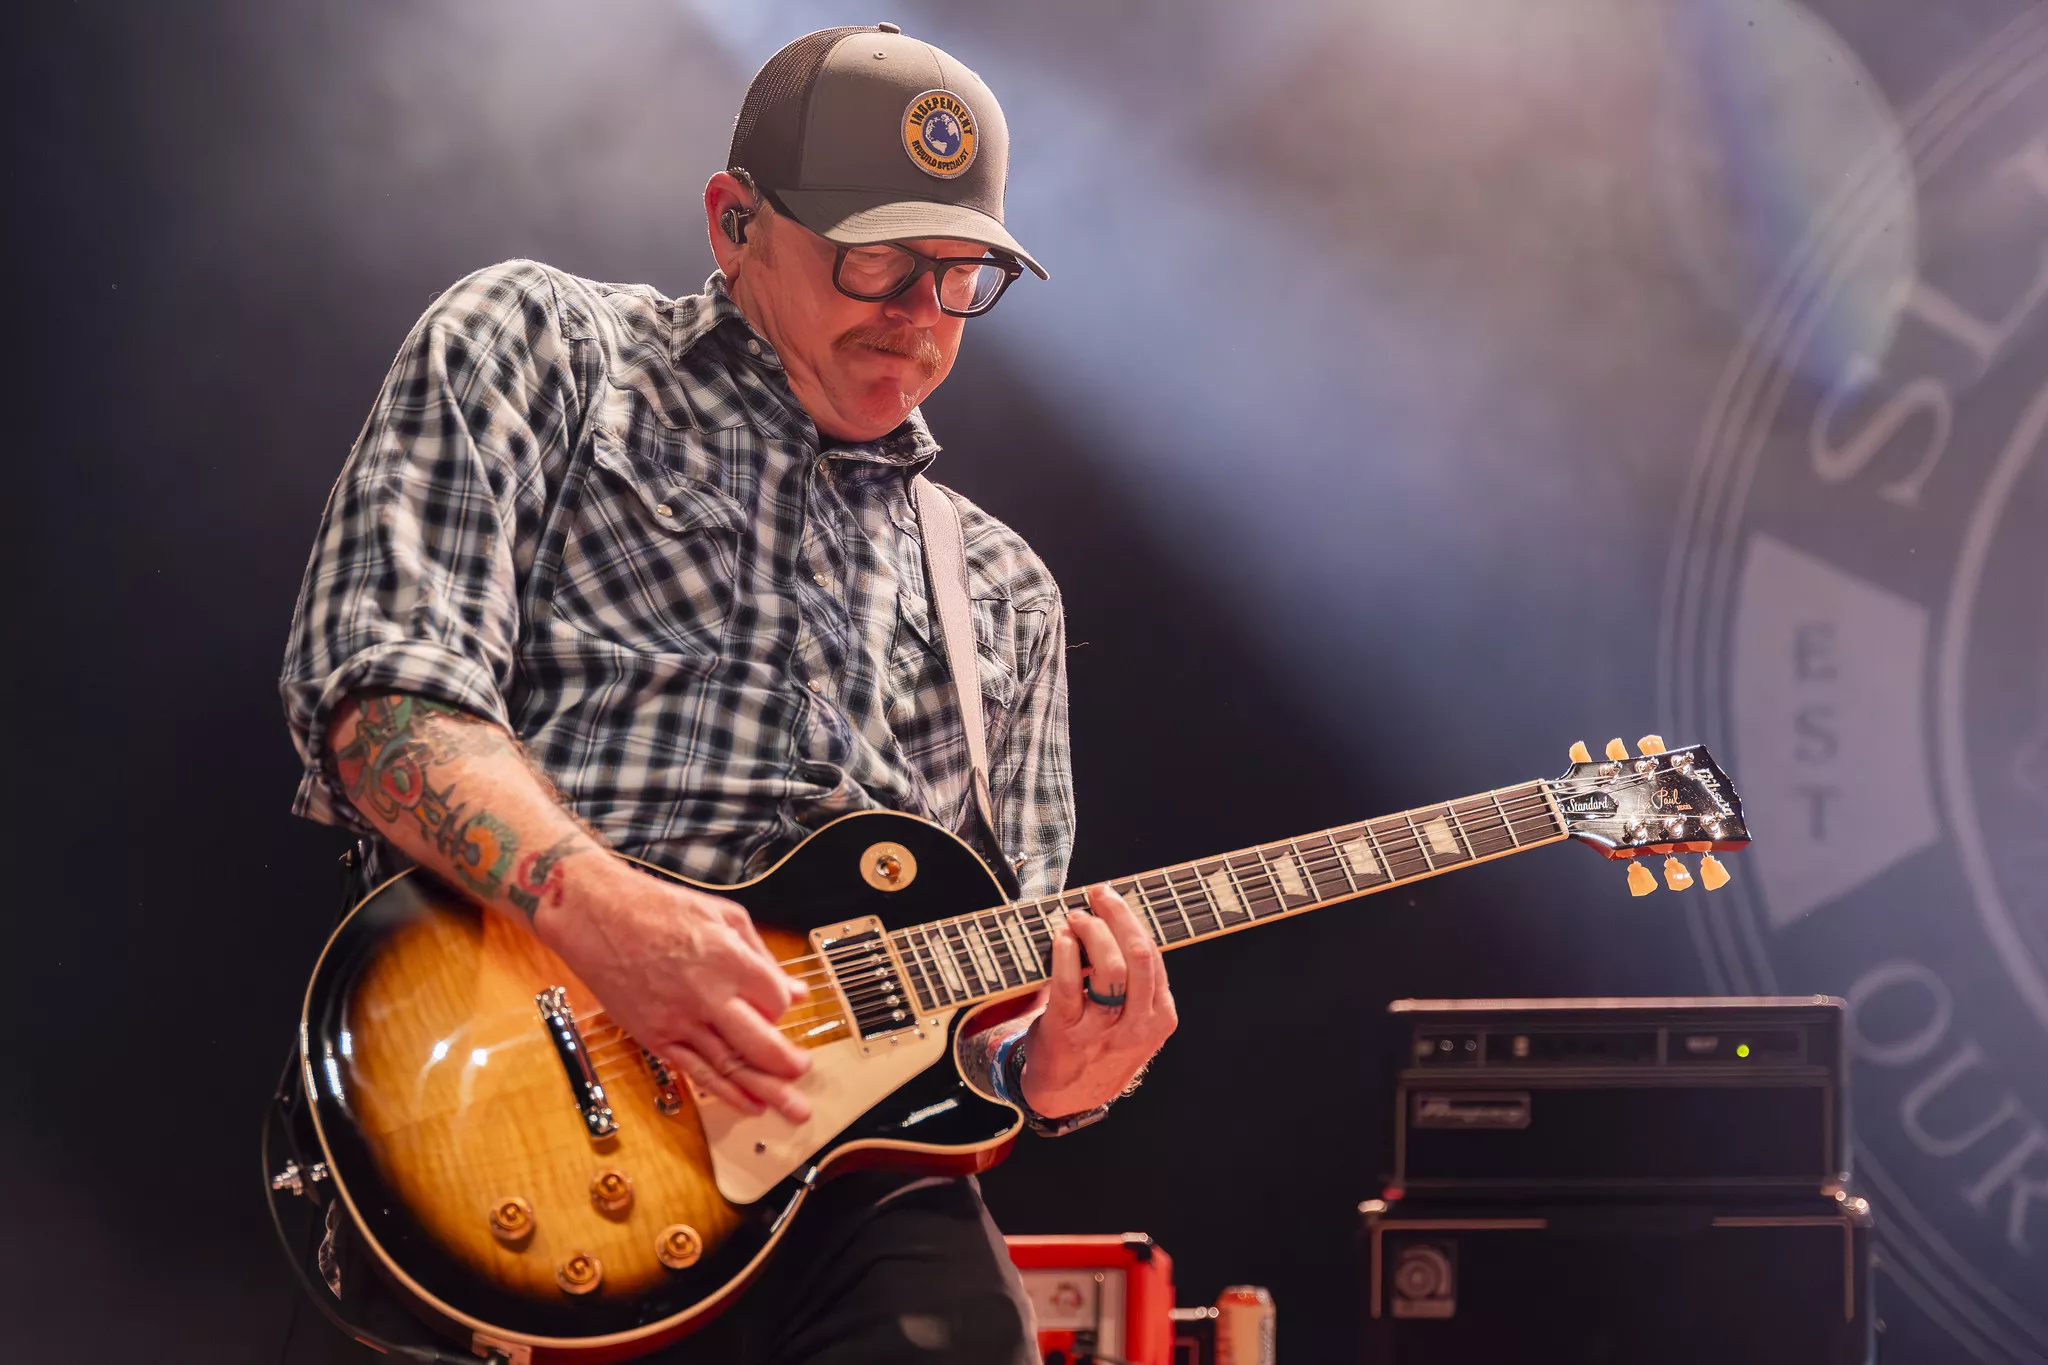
[
  {"xmin": 534, "ymin": 866, "xmax": 814, "ymax": 1123},
  {"xmin": 327, "ymin": 693, "xmax": 813, "ymax": 1125}
]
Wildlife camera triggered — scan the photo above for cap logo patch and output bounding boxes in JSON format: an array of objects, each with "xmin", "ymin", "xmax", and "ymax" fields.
[{"xmin": 902, "ymin": 90, "xmax": 978, "ymax": 180}]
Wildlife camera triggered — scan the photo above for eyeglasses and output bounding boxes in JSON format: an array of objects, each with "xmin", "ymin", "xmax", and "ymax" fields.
[{"xmin": 830, "ymin": 242, "xmax": 1024, "ymax": 317}]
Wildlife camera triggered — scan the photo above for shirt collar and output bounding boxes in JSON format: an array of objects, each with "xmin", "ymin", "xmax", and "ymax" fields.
[{"xmin": 675, "ymin": 273, "xmax": 940, "ymax": 473}]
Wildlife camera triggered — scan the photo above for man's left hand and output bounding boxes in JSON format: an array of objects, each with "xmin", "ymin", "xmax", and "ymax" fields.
[{"xmin": 1020, "ymin": 883, "xmax": 1178, "ymax": 1118}]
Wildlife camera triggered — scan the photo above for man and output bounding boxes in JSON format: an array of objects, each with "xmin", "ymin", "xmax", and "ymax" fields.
[{"xmin": 279, "ymin": 23, "xmax": 1174, "ymax": 1364}]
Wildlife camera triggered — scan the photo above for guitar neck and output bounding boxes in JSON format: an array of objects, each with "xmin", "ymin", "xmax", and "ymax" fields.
[{"xmin": 885, "ymin": 779, "xmax": 1568, "ymax": 1015}]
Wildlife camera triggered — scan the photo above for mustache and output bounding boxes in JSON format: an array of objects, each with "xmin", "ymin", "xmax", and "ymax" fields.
[{"xmin": 836, "ymin": 325, "xmax": 943, "ymax": 378}]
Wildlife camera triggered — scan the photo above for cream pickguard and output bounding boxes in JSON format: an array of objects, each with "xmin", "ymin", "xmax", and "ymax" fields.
[{"xmin": 698, "ymin": 1008, "xmax": 963, "ymax": 1204}]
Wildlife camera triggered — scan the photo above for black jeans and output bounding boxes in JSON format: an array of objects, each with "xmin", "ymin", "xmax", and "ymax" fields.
[{"xmin": 289, "ymin": 1172, "xmax": 1037, "ymax": 1365}]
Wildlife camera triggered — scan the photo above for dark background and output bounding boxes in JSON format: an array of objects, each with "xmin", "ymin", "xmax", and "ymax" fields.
[{"xmin": 11, "ymin": 1, "xmax": 2042, "ymax": 1361}]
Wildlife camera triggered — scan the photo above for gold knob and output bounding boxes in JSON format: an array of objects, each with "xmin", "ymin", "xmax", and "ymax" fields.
[
  {"xmin": 656, "ymin": 1223, "xmax": 704, "ymax": 1270},
  {"xmin": 590, "ymin": 1168, "xmax": 633, "ymax": 1215},
  {"xmin": 556, "ymin": 1252, "xmax": 604, "ymax": 1295},
  {"xmin": 487, "ymin": 1196, "xmax": 534, "ymax": 1245},
  {"xmin": 859, "ymin": 841, "xmax": 917, "ymax": 891}
]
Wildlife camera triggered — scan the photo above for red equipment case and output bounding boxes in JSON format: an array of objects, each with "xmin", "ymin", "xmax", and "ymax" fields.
[{"xmin": 1007, "ymin": 1233, "xmax": 1177, "ymax": 1365}]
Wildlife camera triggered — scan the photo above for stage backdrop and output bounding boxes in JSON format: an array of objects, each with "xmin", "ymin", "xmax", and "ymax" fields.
[{"xmin": 8, "ymin": 1, "xmax": 2044, "ymax": 1360}]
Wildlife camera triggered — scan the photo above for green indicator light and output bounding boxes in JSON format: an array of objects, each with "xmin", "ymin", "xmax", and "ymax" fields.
[{"xmin": 1736, "ymin": 1043, "xmax": 1751, "ymax": 1058}]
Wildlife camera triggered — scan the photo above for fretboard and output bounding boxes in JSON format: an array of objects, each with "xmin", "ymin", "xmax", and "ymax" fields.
[{"xmin": 887, "ymin": 780, "xmax": 1566, "ymax": 1015}]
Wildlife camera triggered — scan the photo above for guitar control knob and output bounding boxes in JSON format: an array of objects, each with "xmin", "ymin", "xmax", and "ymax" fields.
[
  {"xmin": 556, "ymin": 1252, "xmax": 604, "ymax": 1295},
  {"xmin": 656, "ymin": 1223, "xmax": 705, "ymax": 1270},
  {"xmin": 488, "ymin": 1196, "xmax": 534, "ymax": 1246},
  {"xmin": 590, "ymin": 1169, "xmax": 633, "ymax": 1216}
]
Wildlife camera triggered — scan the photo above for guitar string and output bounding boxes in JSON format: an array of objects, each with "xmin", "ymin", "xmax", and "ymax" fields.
[
  {"xmin": 570, "ymin": 786, "xmax": 1576, "ymax": 1048},
  {"xmin": 570, "ymin": 775, "xmax": 1718, "ymax": 1055},
  {"xmin": 572, "ymin": 780, "xmax": 1700, "ymax": 1053},
  {"xmin": 569, "ymin": 789, "xmax": 1660, "ymax": 1060}
]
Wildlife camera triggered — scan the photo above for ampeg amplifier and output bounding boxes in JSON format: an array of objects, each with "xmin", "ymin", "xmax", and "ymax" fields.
[
  {"xmin": 1360, "ymin": 1193, "xmax": 1875, "ymax": 1365},
  {"xmin": 1389, "ymin": 997, "xmax": 1847, "ymax": 1198},
  {"xmin": 1007, "ymin": 1233, "xmax": 1177, "ymax": 1365}
]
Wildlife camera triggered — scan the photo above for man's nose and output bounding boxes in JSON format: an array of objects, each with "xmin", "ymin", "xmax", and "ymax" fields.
[{"xmin": 882, "ymin": 269, "xmax": 944, "ymax": 327}]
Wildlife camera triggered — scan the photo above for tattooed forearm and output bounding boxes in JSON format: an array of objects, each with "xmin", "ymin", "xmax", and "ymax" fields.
[{"xmin": 331, "ymin": 694, "xmax": 589, "ymax": 916}]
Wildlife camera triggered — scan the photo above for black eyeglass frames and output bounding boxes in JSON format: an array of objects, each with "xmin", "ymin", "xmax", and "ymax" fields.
[{"xmin": 830, "ymin": 242, "xmax": 1024, "ymax": 317}]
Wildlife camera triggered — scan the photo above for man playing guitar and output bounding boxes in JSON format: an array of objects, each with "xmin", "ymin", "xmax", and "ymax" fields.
[{"xmin": 280, "ymin": 24, "xmax": 1173, "ymax": 1363}]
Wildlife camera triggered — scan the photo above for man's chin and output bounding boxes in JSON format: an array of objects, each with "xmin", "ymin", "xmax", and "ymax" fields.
[{"xmin": 824, "ymin": 388, "xmax": 919, "ymax": 442}]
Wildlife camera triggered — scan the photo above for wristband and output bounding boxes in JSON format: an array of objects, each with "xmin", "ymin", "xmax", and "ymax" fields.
[{"xmin": 1002, "ymin": 1031, "xmax": 1110, "ymax": 1138}]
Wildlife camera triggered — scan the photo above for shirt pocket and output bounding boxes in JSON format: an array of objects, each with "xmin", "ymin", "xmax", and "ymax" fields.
[
  {"xmin": 890, "ymin": 583, "xmax": 1020, "ymax": 725},
  {"xmin": 551, "ymin": 427, "xmax": 746, "ymax": 659}
]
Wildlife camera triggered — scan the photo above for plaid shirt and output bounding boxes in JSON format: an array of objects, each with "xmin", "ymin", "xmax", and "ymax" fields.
[{"xmin": 280, "ymin": 260, "xmax": 1073, "ymax": 896}]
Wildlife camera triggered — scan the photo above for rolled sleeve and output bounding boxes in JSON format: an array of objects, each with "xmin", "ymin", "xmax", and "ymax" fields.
[{"xmin": 279, "ymin": 260, "xmax": 576, "ymax": 830}]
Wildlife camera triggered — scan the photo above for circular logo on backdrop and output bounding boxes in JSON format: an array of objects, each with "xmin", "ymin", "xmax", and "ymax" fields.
[
  {"xmin": 902, "ymin": 90, "xmax": 978, "ymax": 179},
  {"xmin": 1660, "ymin": 4, "xmax": 2048, "ymax": 1359}
]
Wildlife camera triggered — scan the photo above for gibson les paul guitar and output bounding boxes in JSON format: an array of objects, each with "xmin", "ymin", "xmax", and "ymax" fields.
[{"xmin": 278, "ymin": 736, "xmax": 1746, "ymax": 1362}]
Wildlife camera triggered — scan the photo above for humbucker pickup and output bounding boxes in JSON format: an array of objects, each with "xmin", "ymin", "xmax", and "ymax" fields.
[{"xmin": 810, "ymin": 917, "xmax": 923, "ymax": 1056}]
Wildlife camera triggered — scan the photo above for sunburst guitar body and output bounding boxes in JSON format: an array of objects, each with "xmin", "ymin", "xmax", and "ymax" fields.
[{"xmin": 303, "ymin": 812, "xmax": 1022, "ymax": 1364}]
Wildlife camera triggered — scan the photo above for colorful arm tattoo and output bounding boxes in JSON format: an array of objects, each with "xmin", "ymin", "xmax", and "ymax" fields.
[{"xmin": 330, "ymin": 694, "xmax": 583, "ymax": 917}]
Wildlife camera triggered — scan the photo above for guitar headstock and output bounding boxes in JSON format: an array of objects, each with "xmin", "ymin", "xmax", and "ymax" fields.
[{"xmin": 1549, "ymin": 736, "xmax": 1750, "ymax": 895}]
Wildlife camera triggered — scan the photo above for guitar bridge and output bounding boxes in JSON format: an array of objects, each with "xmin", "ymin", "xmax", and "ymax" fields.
[
  {"xmin": 810, "ymin": 917, "xmax": 923, "ymax": 1057},
  {"xmin": 536, "ymin": 986, "xmax": 617, "ymax": 1139}
]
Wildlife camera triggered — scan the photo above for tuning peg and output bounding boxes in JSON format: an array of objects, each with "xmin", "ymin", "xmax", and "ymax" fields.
[
  {"xmin": 1637, "ymin": 735, "xmax": 1667, "ymax": 756},
  {"xmin": 1699, "ymin": 855, "xmax": 1731, "ymax": 891},
  {"xmin": 1662, "ymin": 856, "xmax": 1693, "ymax": 891},
  {"xmin": 1568, "ymin": 740, "xmax": 1592, "ymax": 764},
  {"xmin": 1627, "ymin": 861, "xmax": 1658, "ymax": 896},
  {"xmin": 1605, "ymin": 738, "xmax": 1629, "ymax": 762}
]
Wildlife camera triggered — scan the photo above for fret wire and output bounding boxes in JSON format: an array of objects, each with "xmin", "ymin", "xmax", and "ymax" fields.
[
  {"xmin": 1439, "ymin": 804, "xmax": 1476, "ymax": 861},
  {"xmin": 1195, "ymin": 860, "xmax": 1241, "ymax": 928},
  {"xmin": 1399, "ymin": 811, "xmax": 1438, "ymax": 872},
  {"xmin": 1142, "ymin": 871, "xmax": 1192, "ymax": 938},
  {"xmin": 1218, "ymin": 857, "xmax": 1257, "ymax": 923},
  {"xmin": 1358, "ymin": 823, "xmax": 1397, "ymax": 885},
  {"xmin": 1373, "ymin": 816, "xmax": 1427, "ymax": 880},
  {"xmin": 921, "ymin": 925, "xmax": 962, "ymax": 1003},
  {"xmin": 1453, "ymin": 795, "xmax": 1509, "ymax": 857},
  {"xmin": 1309, "ymin": 832, "xmax": 1359, "ymax": 898},
  {"xmin": 1228, "ymin": 859, "xmax": 1277, "ymax": 925},
  {"xmin": 1341, "ymin": 826, "xmax": 1377, "ymax": 890},
  {"xmin": 1265, "ymin": 842, "xmax": 1299, "ymax": 904},
  {"xmin": 896, "ymin": 931, "xmax": 938, "ymax": 1013},
  {"xmin": 1241, "ymin": 848, "xmax": 1289, "ymax": 916},
  {"xmin": 1010, "ymin": 907, "xmax": 1045, "ymax": 980},
  {"xmin": 1488, "ymin": 788, "xmax": 1523, "ymax": 847},
  {"xmin": 1154, "ymin": 872, "xmax": 1198, "ymax": 938},
  {"xmin": 992, "ymin": 908, "xmax": 1033, "ymax": 981},
  {"xmin": 1281, "ymin": 838, "xmax": 1320, "ymax": 902},
  {"xmin": 930, "ymin": 921, "xmax": 968, "ymax": 997},
  {"xmin": 954, "ymin": 918, "xmax": 998, "ymax": 993},
  {"xmin": 943, "ymin": 920, "xmax": 984, "ymax": 997},
  {"xmin": 899, "ymin": 929, "xmax": 938, "ymax": 1009},
  {"xmin": 972, "ymin": 912, "xmax": 1016, "ymax": 989},
  {"xmin": 1167, "ymin": 864, "xmax": 1222, "ymax": 937},
  {"xmin": 991, "ymin": 910, "xmax": 1027, "ymax": 986},
  {"xmin": 1120, "ymin": 877, "xmax": 1170, "ymax": 944}
]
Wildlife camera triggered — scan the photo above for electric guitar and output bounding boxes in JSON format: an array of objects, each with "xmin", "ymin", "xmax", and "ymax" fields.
[{"xmin": 282, "ymin": 736, "xmax": 1747, "ymax": 1362}]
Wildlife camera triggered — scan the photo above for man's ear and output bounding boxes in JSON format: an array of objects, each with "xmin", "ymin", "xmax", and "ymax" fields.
[{"xmin": 705, "ymin": 172, "xmax": 759, "ymax": 275}]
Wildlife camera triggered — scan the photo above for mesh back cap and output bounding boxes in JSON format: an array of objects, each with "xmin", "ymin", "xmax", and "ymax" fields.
[{"xmin": 728, "ymin": 25, "xmax": 1046, "ymax": 279}]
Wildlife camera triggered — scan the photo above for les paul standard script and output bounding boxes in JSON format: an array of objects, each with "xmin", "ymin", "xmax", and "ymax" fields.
[{"xmin": 272, "ymin": 736, "xmax": 1748, "ymax": 1362}]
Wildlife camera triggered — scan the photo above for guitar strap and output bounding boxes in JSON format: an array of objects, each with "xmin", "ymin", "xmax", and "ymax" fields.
[{"xmin": 913, "ymin": 474, "xmax": 1020, "ymax": 901}]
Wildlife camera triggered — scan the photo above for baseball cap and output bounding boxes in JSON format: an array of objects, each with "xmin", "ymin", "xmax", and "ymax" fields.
[{"xmin": 727, "ymin": 24, "xmax": 1048, "ymax": 280}]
